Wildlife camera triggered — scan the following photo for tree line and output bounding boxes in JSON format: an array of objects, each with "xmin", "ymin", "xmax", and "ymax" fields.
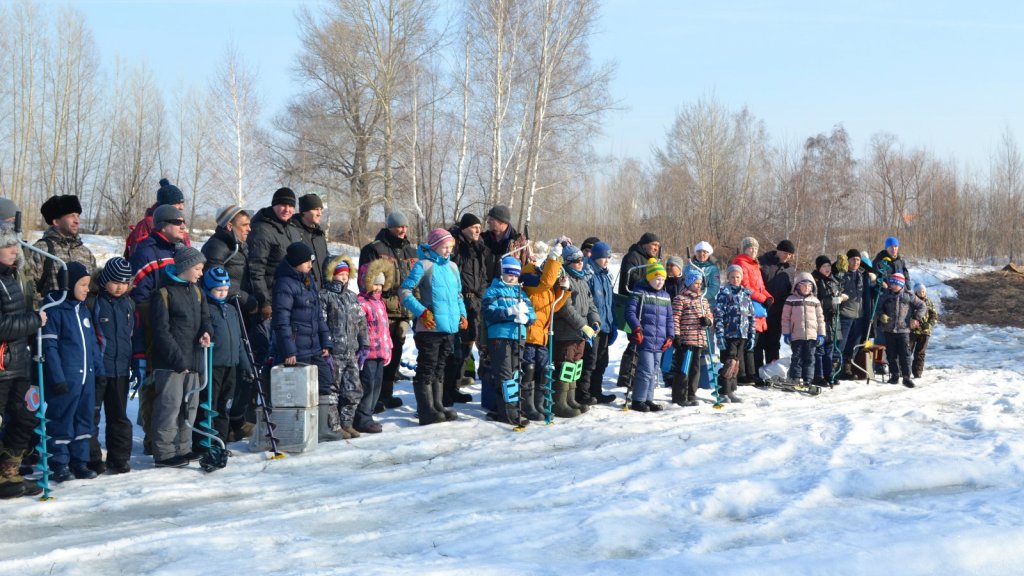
[{"xmin": 1, "ymin": 1, "xmax": 1021, "ymax": 267}]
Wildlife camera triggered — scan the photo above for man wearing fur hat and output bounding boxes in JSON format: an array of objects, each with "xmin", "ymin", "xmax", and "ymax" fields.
[
  {"xmin": 24, "ymin": 195, "xmax": 97, "ymax": 302},
  {"xmin": 358, "ymin": 209, "xmax": 417, "ymax": 411}
]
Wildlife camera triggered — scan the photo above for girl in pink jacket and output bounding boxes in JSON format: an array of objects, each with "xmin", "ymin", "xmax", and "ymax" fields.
[{"xmin": 354, "ymin": 260, "xmax": 394, "ymax": 434}]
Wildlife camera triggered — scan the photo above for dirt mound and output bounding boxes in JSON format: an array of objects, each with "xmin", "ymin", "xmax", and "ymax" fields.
[{"xmin": 943, "ymin": 270, "xmax": 1024, "ymax": 328}]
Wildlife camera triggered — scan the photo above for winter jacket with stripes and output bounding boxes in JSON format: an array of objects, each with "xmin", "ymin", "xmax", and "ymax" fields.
[
  {"xmin": 672, "ymin": 288, "xmax": 713, "ymax": 348},
  {"xmin": 625, "ymin": 280, "xmax": 675, "ymax": 352},
  {"xmin": 482, "ymin": 278, "xmax": 536, "ymax": 341}
]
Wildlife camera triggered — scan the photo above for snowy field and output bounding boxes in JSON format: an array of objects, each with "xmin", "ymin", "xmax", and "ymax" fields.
[{"xmin": 2, "ymin": 247, "xmax": 1023, "ymax": 575}]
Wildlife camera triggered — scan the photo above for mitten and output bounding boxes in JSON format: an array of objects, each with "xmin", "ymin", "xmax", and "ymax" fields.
[
  {"xmin": 608, "ymin": 329, "xmax": 618, "ymax": 346},
  {"xmin": 878, "ymin": 314, "xmax": 890, "ymax": 325},
  {"xmin": 630, "ymin": 327, "xmax": 644, "ymax": 344},
  {"xmin": 549, "ymin": 242, "xmax": 563, "ymax": 259},
  {"xmin": 699, "ymin": 317, "xmax": 711, "ymax": 327},
  {"xmin": 661, "ymin": 338, "xmax": 672, "ymax": 352},
  {"xmin": 783, "ymin": 334, "xmax": 791, "ymax": 345},
  {"xmin": 421, "ymin": 309, "xmax": 436, "ymax": 330},
  {"xmin": 50, "ymin": 382, "xmax": 70, "ymax": 396},
  {"xmin": 763, "ymin": 296, "xmax": 774, "ymax": 307},
  {"xmin": 505, "ymin": 305, "xmax": 518, "ymax": 318},
  {"xmin": 357, "ymin": 347, "xmax": 369, "ymax": 370},
  {"xmin": 580, "ymin": 325, "xmax": 597, "ymax": 340},
  {"xmin": 816, "ymin": 335, "xmax": 825, "ymax": 347},
  {"xmin": 459, "ymin": 316, "xmax": 469, "ymax": 330}
]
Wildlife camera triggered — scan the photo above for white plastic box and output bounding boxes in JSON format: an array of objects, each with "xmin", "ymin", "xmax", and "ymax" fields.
[
  {"xmin": 270, "ymin": 364, "xmax": 318, "ymax": 408},
  {"xmin": 250, "ymin": 407, "xmax": 318, "ymax": 454}
]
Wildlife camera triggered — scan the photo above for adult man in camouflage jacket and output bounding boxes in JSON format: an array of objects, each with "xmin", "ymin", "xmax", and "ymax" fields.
[{"xmin": 24, "ymin": 195, "xmax": 96, "ymax": 303}]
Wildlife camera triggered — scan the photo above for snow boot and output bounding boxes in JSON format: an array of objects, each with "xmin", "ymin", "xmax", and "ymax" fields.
[
  {"xmin": 535, "ymin": 380, "xmax": 552, "ymax": 419},
  {"xmin": 71, "ymin": 462, "xmax": 98, "ymax": 480},
  {"xmin": 727, "ymin": 393, "xmax": 743, "ymax": 403},
  {"xmin": 0, "ymin": 460, "xmax": 25, "ymax": 499},
  {"xmin": 519, "ymin": 364, "xmax": 544, "ymax": 422},
  {"xmin": 568, "ymin": 382, "xmax": 589, "ymax": 413},
  {"xmin": 887, "ymin": 374, "xmax": 900, "ymax": 385},
  {"xmin": 552, "ymin": 382, "xmax": 581, "ymax": 418},
  {"xmin": 431, "ymin": 378, "xmax": 458, "ymax": 421},
  {"xmin": 342, "ymin": 427, "xmax": 361, "ymax": 439},
  {"xmin": 903, "ymin": 378, "xmax": 916, "ymax": 388},
  {"xmin": 645, "ymin": 400, "xmax": 664, "ymax": 412},
  {"xmin": 629, "ymin": 400, "xmax": 650, "ymax": 412},
  {"xmin": 317, "ymin": 395, "xmax": 346, "ymax": 442},
  {"xmin": 51, "ymin": 464, "xmax": 73, "ymax": 482},
  {"xmin": 414, "ymin": 381, "xmax": 446, "ymax": 425}
]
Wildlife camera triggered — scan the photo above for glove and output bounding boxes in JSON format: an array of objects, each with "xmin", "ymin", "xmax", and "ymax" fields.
[
  {"xmin": 549, "ymin": 242, "xmax": 563, "ymax": 259},
  {"xmin": 421, "ymin": 309, "xmax": 436, "ymax": 330},
  {"xmin": 50, "ymin": 382, "xmax": 70, "ymax": 396},
  {"xmin": 878, "ymin": 314, "xmax": 890, "ymax": 325},
  {"xmin": 608, "ymin": 329, "xmax": 618, "ymax": 345},
  {"xmin": 357, "ymin": 347, "xmax": 369, "ymax": 370},
  {"xmin": 580, "ymin": 325, "xmax": 597, "ymax": 340},
  {"xmin": 763, "ymin": 296, "xmax": 774, "ymax": 308},
  {"xmin": 699, "ymin": 317, "xmax": 711, "ymax": 327},
  {"xmin": 661, "ymin": 338, "xmax": 672, "ymax": 352},
  {"xmin": 816, "ymin": 336, "xmax": 825, "ymax": 347},
  {"xmin": 716, "ymin": 337, "xmax": 725, "ymax": 351},
  {"xmin": 459, "ymin": 316, "xmax": 469, "ymax": 330},
  {"xmin": 630, "ymin": 327, "xmax": 644, "ymax": 344},
  {"xmin": 506, "ymin": 305, "xmax": 519, "ymax": 318},
  {"xmin": 516, "ymin": 301, "xmax": 530, "ymax": 316},
  {"xmin": 783, "ymin": 334, "xmax": 792, "ymax": 345},
  {"xmin": 514, "ymin": 311, "xmax": 530, "ymax": 325},
  {"xmin": 746, "ymin": 338, "xmax": 756, "ymax": 351}
]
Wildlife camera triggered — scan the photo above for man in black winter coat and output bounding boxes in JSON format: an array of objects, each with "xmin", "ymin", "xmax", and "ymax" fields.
[
  {"xmin": 292, "ymin": 194, "xmax": 329, "ymax": 288},
  {"xmin": 0, "ymin": 229, "xmax": 46, "ymax": 499},
  {"xmin": 247, "ymin": 187, "xmax": 302, "ymax": 322},
  {"xmin": 615, "ymin": 232, "xmax": 660, "ymax": 390},
  {"xmin": 481, "ymin": 205, "xmax": 528, "ymax": 281},
  {"xmin": 358, "ymin": 210, "xmax": 416, "ymax": 411},
  {"xmin": 755, "ymin": 239, "xmax": 797, "ymax": 371},
  {"xmin": 202, "ymin": 206, "xmax": 255, "ymax": 314},
  {"xmin": 443, "ymin": 213, "xmax": 492, "ymax": 404}
]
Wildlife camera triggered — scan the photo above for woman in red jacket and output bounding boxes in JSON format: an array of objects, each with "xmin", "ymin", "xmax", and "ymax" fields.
[{"xmin": 730, "ymin": 237, "xmax": 771, "ymax": 384}]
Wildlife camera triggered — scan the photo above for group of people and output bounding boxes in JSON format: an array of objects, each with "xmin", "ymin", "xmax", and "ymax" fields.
[{"xmin": 0, "ymin": 183, "xmax": 940, "ymax": 500}]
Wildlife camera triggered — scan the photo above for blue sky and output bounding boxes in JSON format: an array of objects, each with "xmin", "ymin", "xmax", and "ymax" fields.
[{"xmin": 73, "ymin": 0, "xmax": 1024, "ymax": 171}]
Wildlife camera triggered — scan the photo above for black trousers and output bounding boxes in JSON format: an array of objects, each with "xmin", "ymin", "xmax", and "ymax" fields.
[
  {"xmin": 578, "ymin": 331, "xmax": 610, "ymax": 401},
  {"xmin": 380, "ymin": 320, "xmax": 409, "ymax": 401},
  {"xmin": 885, "ymin": 332, "xmax": 912, "ymax": 379},
  {"xmin": 89, "ymin": 376, "xmax": 133, "ymax": 465},
  {"xmin": 193, "ymin": 366, "xmax": 235, "ymax": 450}
]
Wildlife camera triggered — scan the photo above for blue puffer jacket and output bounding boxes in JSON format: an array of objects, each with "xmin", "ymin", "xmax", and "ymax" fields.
[
  {"xmin": 625, "ymin": 280, "xmax": 675, "ymax": 352},
  {"xmin": 272, "ymin": 261, "xmax": 333, "ymax": 361},
  {"xmin": 400, "ymin": 244, "xmax": 467, "ymax": 334},
  {"xmin": 482, "ymin": 278, "xmax": 536, "ymax": 340},
  {"xmin": 42, "ymin": 292, "xmax": 105, "ymax": 387},
  {"xmin": 714, "ymin": 283, "xmax": 756, "ymax": 342},
  {"xmin": 91, "ymin": 290, "xmax": 134, "ymax": 378},
  {"xmin": 585, "ymin": 258, "xmax": 615, "ymax": 334}
]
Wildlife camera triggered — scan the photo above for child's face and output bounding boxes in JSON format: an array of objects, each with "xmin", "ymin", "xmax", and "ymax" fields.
[
  {"xmin": 211, "ymin": 286, "xmax": 229, "ymax": 300},
  {"xmin": 295, "ymin": 261, "xmax": 313, "ymax": 274},
  {"xmin": 334, "ymin": 270, "xmax": 349, "ymax": 284},
  {"xmin": 105, "ymin": 281, "xmax": 129, "ymax": 298},
  {"xmin": 890, "ymin": 283, "xmax": 903, "ymax": 293},
  {"xmin": 690, "ymin": 278, "xmax": 702, "ymax": 291},
  {"xmin": 501, "ymin": 273, "xmax": 519, "ymax": 285},
  {"xmin": 819, "ymin": 262, "xmax": 831, "ymax": 276},
  {"xmin": 371, "ymin": 284, "xmax": 383, "ymax": 297},
  {"xmin": 570, "ymin": 260, "xmax": 584, "ymax": 272},
  {"xmin": 667, "ymin": 264, "xmax": 682, "ymax": 278},
  {"xmin": 0, "ymin": 245, "xmax": 18, "ymax": 267},
  {"xmin": 436, "ymin": 240, "xmax": 455, "ymax": 258},
  {"xmin": 649, "ymin": 276, "xmax": 666, "ymax": 290},
  {"xmin": 797, "ymin": 281, "xmax": 812, "ymax": 296},
  {"xmin": 182, "ymin": 263, "xmax": 204, "ymax": 283},
  {"xmin": 594, "ymin": 257, "xmax": 609, "ymax": 270},
  {"xmin": 727, "ymin": 271, "xmax": 742, "ymax": 286},
  {"xmin": 73, "ymin": 276, "xmax": 90, "ymax": 301}
]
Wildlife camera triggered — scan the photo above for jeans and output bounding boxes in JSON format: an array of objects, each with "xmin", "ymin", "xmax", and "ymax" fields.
[{"xmin": 633, "ymin": 350, "xmax": 662, "ymax": 403}]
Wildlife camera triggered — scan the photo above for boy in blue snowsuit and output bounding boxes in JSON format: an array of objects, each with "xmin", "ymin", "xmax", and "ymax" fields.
[
  {"xmin": 482, "ymin": 256, "xmax": 536, "ymax": 426},
  {"xmin": 714, "ymin": 265, "xmax": 757, "ymax": 400},
  {"xmin": 42, "ymin": 262, "xmax": 105, "ymax": 482}
]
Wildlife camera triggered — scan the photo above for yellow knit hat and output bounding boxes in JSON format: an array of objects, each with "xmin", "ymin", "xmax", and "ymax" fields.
[{"xmin": 645, "ymin": 258, "xmax": 666, "ymax": 281}]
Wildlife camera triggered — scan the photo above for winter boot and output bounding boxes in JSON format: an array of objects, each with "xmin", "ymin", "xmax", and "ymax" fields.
[
  {"xmin": 71, "ymin": 462, "xmax": 98, "ymax": 480},
  {"xmin": 519, "ymin": 364, "xmax": 544, "ymax": 422},
  {"xmin": 342, "ymin": 427, "xmax": 361, "ymax": 438},
  {"xmin": 51, "ymin": 464, "xmax": 73, "ymax": 483},
  {"xmin": 414, "ymin": 382, "xmax": 446, "ymax": 425},
  {"xmin": 317, "ymin": 395, "xmax": 346, "ymax": 442},
  {"xmin": 0, "ymin": 460, "xmax": 25, "ymax": 499},
  {"xmin": 431, "ymin": 378, "xmax": 458, "ymax": 421},
  {"xmin": 629, "ymin": 400, "xmax": 650, "ymax": 412},
  {"xmin": 552, "ymin": 382, "xmax": 581, "ymax": 418},
  {"xmin": 645, "ymin": 400, "xmax": 664, "ymax": 412},
  {"xmin": 535, "ymin": 380, "xmax": 552, "ymax": 420},
  {"xmin": 568, "ymin": 382, "xmax": 589, "ymax": 413},
  {"xmin": 903, "ymin": 378, "xmax": 916, "ymax": 388},
  {"xmin": 887, "ymin": 374, "xmax": 900, "ymax": 385}
]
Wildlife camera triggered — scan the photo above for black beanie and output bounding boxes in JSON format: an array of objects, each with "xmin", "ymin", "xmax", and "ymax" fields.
[
  {"xmin": 66, "ymin": 261, "xmax": 90, "ymax": 298},
  {"xmin": 286, "ymin": 242, "xmax": 316, "ymax": 267},
  {"xmin": 815, "ymin": 255, "xmax": 832, "ymax": 271},
  {"xmin": 638, "ymin": 232, "xmax": 660, "ymax": 245},
  {"xmin": 776, "ymin": 239, "xmax": 796, "ymax": 254},
  {"xmin": 156, "ymin": 178, "xmax": 185, "ymax": 205},
  {"xmin": 846, "ymin": 249, "xmax": 862, "ymax": 260},
  {"xmin": 272, "ymin": 187, "xmax": 297, "ymax": 207},
  {"xmin": 459, "ymin": 213, "xmax": 482, "ymax": 229},
  {"xmin": 299, "ymin": 193, "xmax": 323, "ymax": 212},
  {"xmin": 581, "ymin": 237, "xmax": 600, "ymax": 251}
]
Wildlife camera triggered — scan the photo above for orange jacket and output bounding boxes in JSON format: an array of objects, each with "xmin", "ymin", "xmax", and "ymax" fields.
[
  {"xmin": 523, "ymin": 257, "xmax": 568, "ymax": 347},
  {"xmin": 731, "ymin": 253, "xmax": 771, "ymax": 332}
]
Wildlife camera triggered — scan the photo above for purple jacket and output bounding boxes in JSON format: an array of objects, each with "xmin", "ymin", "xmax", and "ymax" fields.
[{"xmin": 625, "ymin": 280, "xmax": 675, "ymax": 352}]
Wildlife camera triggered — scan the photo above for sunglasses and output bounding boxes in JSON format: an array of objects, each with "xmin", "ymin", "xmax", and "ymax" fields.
[{"xmin": 166, "ymin": 219, "xmax": 186, "ymax": 226}]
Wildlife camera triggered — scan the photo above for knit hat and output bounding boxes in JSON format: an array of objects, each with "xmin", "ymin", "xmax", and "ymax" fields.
[
  {"xmin": 386, "ymin": 210, "xmax": 409, "ymax": 228},
  {"xmin": 174, "ymin": 246, "xmax": 206, "ymax": 272},
  {"xmin": 203, "ymin": 266, "xmax": 231, "ymax": 292},
  {"xmin": 846, "ymin": 248, "xmax": 862, "ymax": 260},
  {"xmin": 427, "ymin": 228, "xmax": 454, "ymax": 249},
  {"xmin": 645, "ymin": 258, "xmax": 666, "ymax": 281},
  {"xmin": 666, "ymin": 255, "xmax": 686, "ymax": 273},
  {"xmin": 153, "ymin": 204, "xmax": 184, "ymax": 227},
  {"xmin": 683, "ymin": 266, "xmax": 703, "ymax": 288},
  {"xmin": 815, "ymin": 255, "xmax": 832, "ymax": 271},
  {"xmin": 216, "ymin": 205, "xmax": 247, "ymax": 228},
  {"xmin": 638, "ymin": 232, "xmax": 660, "ymax": 246},
  {"xmin": 487, "ymin": 204, "xmax": 512, "ymax": 224},
  {"xmin": 726, "ymin": 264, "xmax": 743, "ymax": 277},
  {"xmin": 581, "ymin": 237, "xmax": 600, "ymax": 252},
  {"xmin": 156, "ymin": 178, "xmax": 185, "ymax": 205},
  {"xmin": 40, "ymin": 195, "xmax": 82, "ymax": 224},
  {"xmin": 590, "ymin": 241, "xmax": 612, "ymax": 259},
  {"xmin": 885, "ymin": 236, "xmax": 899, "ymax": 249},
  {"xmin": 501, "ymin": 256, "xmax": 522, "ymax": 277},
  {"xmin": 694, "ymin": 241, "xmax": 714, "ymax": 255},
  {"xmin": 66, "ymin": 261, "xmax": 90, "ymax": 296},
  {"xmin": 562, "ymin": 244, "xmax": 583, "ymax": 263},
  {"xmin": 299, "ymin": 193, "xmax": 324, "ymax": 212},
  {"xmin": 272, "ymin": 187, "xmax": 297, "ymax": 207},
  {"xmin": 889, "ymin": 273, "xmax": 906, "ymax": 288},
  {"xmin": 776, "ymin": 239, "xmax": 796, "ymax": 254},
  {"xmin": 285, "ymin": 242, "xmax": 315, "ymax": 267},
  {"xmin": 372, "ymin": 272, "xmax": 385, "ymax": 286},
  {"xmin": 914, "ymin": 283, "xmax": 927, "ymax": 296},
  {"xmin": 324, "ymin": 255, "xmax": 350, "ymax": 280},
  {"xmin": 0, "ymin": 198, "xmax": 17, "ymax": 221},
  {"xmin": 100, "ymin": 257, "xmax": 133, "ymax": 285},
  {"xmin": 740, "ymin": 237, "xmax": 759, "ymax": 251},
  {"xmin": 458, "ymin": 213, "xmax": 482, "ymax": 229}
]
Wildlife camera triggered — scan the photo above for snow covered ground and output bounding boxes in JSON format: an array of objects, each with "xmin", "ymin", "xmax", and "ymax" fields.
[{"xmin": 3, "ymin": 254, "xmax": 1023, "ymax": 575}]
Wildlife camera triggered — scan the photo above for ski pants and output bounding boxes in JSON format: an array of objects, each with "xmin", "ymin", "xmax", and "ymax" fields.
[
  {"xmin": 670, "ymin": 344, "xmax": 701, "ymax": 404},
  {"xmin": 718, "ymin": 338, "xmax": 744, "ymax": 397},
  {"xmin": 47, "ymin": 376, "xmax": 95, "ymax": 467},
  {"xmin": 90, "ymin": 376, "xmax": 132, "ymax": 466},
  {"xmin": 885, "ymin": 332, "xmax": 912, "ymax": 379},
  {"xmin": 151, "ymin": 370, "xmax": 200, "ymax": 462},
  {"xmin": 332, "ymin": 353, "xmax": 363, "ymax": 428},
  {"xmin": 788, "ymin": 340, "xmax": 815, "ymax": 382},
  {"xmin": 815, "ymin": 339, "xmax": 835, "ymax": 381},
  {"xmin": 380, "ymin": 320, "xmax": 409, "ymax": 402}
]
